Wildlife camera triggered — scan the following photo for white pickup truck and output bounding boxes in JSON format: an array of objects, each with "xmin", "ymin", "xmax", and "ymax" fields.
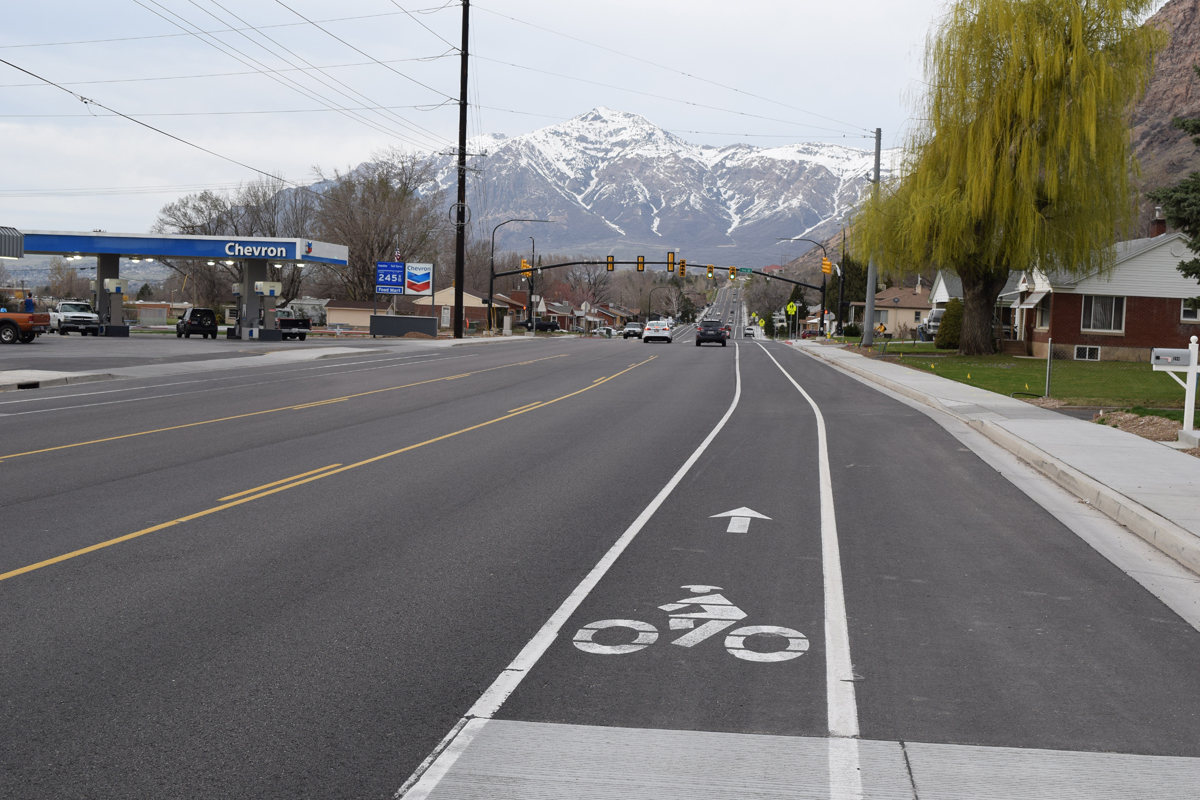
[{"xmin": 50, "ymin": 300, "xmax": 101, "ymax": 336}]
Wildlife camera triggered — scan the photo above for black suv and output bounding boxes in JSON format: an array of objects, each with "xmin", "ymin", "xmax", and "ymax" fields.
[
  {"xmin": 695, "ymin": 319, "xmax": 727, "ymax": 347},
  {"xmin": 176, "ymin": 307, "xmax": 219, "ymax": 339}
]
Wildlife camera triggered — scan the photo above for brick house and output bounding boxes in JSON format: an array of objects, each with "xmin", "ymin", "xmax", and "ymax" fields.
[{"xmin": 1018, "ymin": 232, "xmax": 1200, "ymax": 361}]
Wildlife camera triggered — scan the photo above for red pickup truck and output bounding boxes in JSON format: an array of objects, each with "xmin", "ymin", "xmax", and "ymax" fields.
[{"xmin": 0, "ymin": 311, "xmax": 52, "ymax": 344}]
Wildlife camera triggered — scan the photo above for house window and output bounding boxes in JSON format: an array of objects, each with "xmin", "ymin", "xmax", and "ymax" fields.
[
  {"xmin": 1081, "ymin": 295, "xmax": 1124, "ymax": 332},
  {"xmin": 1036, "ymin": 296, "xmax": 1051, "ymax": 329},
  {"xmin": 1183, "ymin": 299, "xmax": 1199, "ymax": 322},
  {"xmin": 873, "ymin": 309, "xmax": 888, "ymax": 324},
  {"xmin": 914, "ymin": 311, "xmax": 921, "ymax": 323}
]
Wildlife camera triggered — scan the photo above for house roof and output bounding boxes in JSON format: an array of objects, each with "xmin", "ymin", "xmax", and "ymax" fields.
[{"xmin": 850, "ymin": 286, "xmax": 931, "ymax": 310}]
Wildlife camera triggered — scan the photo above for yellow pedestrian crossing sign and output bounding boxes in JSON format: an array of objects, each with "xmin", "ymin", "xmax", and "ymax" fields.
[{"xmin": 786, "ymin": 302, "xmax": 797, "ymax": 315}]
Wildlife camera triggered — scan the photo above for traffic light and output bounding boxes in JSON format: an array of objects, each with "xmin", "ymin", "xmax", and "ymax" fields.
[
  {"xmin": 706, "ymin": 265, "xmax": 714, "ymax": 279},
  {"xmin": 679, "ymin": 259, "xmax": 686, "ymax": 277},
  {"xmin": 728, "ymin": 265, "xmax": 735, "ymax": 280},
  {"xmin": 606, "ymin": 255, "xmax": 614, "ymax": 272},
  {"xmin": 667, "ymin": 252, "xmax": 675, "ymax": 273},
  {"xmin": 521, "ymin": 258, "xmax": 531, "ymax": 276},
  {"xmin": 821, "ymin": 257, "xmax": 833, "ymax": 275},
  {"xmin": 637, "ymin": 255, "xmax": 645, "ymax": 272}
]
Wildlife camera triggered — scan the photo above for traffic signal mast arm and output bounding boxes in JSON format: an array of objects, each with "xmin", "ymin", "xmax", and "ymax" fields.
[
  {"xmin": 493, "ymin": 260, "xmax": 822, "ymax": 290},
  {"xmin": 493, "ymin": 259, "xmax": 681, "ymax": 278}
]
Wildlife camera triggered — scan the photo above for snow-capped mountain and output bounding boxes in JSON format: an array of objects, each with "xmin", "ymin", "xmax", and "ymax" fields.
[{"xmin": 427, "ymin": 107, "xmax": 895, "ymax": 267}]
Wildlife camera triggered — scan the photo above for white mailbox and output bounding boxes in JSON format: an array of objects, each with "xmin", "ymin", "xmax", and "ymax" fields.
[
  {"xmin": 1152, "ymin": 336, "xmax": 1198, "ymax": 446},
  {"xmin": 231, "ymin": 282, "xmax": 242, "ymax": 297},
  {"xmin": 254, "ymin": 281, "xmax": 282, "ymax": 297},
  {"xmin": 103, "ymin": 278, "xmax": 128, "ymax": 294}
]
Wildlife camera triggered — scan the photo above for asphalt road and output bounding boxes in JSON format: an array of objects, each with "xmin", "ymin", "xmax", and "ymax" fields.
[{"xmin": 2, "ymin": 286, "xmax": 1198, "ymax": 798}]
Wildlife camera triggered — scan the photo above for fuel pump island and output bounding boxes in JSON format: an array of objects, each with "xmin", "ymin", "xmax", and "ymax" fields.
[{"xmin": 18, "ymin": 230, "xmax": 348, "ymax": 341}]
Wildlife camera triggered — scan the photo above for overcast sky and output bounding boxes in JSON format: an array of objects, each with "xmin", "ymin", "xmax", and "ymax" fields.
[{"xmin": 3, "ymin": 0, "xmax": 962, "ymax": 233}]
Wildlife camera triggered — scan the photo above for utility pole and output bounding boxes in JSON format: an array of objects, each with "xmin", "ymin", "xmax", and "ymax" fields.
[
  {"xmin": 837, "ymin": 227, "xmax": 847, "ymax": 334},
  {"xmin": 862, "ymin": 127, "xmax": 882, "ymax": 345},
  {"xmin": 452, "ymin": 0, "xmax": 470, "ymax": 339}
]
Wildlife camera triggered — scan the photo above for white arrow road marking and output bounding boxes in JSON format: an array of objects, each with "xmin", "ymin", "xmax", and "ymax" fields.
[
  {"xmin": 710, "ymin": 506, "xmax": 771, "ymax": 533},
  {"xmin": 396, "ymin": 344, "xmax": 745, "ymax": 800}
]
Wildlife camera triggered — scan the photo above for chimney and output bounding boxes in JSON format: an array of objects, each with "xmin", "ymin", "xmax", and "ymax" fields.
[{"xmin": 1151, "ymin": 206, "xmax": 1167, "ymax": 238}]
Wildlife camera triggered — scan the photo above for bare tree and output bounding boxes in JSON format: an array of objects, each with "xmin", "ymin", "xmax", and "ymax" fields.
[
  {"xmin": 47, "ymin": 257, "xmax": 89, "ymax": 299},
  {"xmin": 565, "ymin": 262, "xmax": 612, "ymax": 306},
  {"xmin": 313, "ymin": 148, "xmax": 444, "ymax": 301}
]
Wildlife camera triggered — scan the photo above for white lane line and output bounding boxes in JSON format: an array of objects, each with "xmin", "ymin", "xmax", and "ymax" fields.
[
  {"xmin": 395, "ymin": 342, "xmax": 745, "ymax": 800},
  {"xmin": 755, "ymin": 342, "xmax": 859, "ymax": 738}
]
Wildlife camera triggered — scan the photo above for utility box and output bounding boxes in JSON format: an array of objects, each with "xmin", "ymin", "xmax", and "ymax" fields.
[
  {"xmin": 1152, "ymin": 348, "xmax": 1192, "ymax": 367},
  {"xmin": 254, "ymin": 281, "xmax": 282, "ymax": 297}
]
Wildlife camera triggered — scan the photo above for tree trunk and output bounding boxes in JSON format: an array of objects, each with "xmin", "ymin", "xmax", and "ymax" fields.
[{"xmin": 958, "ymin": 266, "xmax": 1009, "ymax": 356}]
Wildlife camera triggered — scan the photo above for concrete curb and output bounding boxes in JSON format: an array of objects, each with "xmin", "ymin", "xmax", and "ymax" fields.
[
  {"xmin": 0, "ymin": 373, "xmax": 117, "ymax": 392},
  {"xmin": 798, "ymin": 344, "xmax": 1200, "ymax": 577}
]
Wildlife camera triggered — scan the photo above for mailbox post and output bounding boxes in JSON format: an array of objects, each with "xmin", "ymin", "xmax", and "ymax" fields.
[{"xmin": 1152, "ymin": 335, "xmax": 1199, "ymax": 447}]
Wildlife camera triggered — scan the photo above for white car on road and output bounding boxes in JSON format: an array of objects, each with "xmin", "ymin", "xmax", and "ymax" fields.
[{"xmin": 642, "ymin": 320, "xmax": 673, "ymax": 343}]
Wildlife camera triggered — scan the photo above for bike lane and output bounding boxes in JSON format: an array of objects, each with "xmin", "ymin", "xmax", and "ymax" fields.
[{"xmin": 491, "ymin": 341, "xmax": 830, "ymax": 737}]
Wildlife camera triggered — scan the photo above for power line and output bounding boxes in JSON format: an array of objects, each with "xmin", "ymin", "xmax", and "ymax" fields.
[
  {"xmin": 473, "ymin": 4, "xmax": 872, "ymax": 134},
  {"xmin": 181, "ymin": 0, "xmax": 454, "ymax": 149},
  {"xmin": 0, "ymin": 52, "xmax": 457, "ymax": 89},
  {"xmin": 384, "ymin": 0, "xmax": 459, "ymax": 50},
  {"xmin": 0, "ymin": 103, "xmax": 455, "ymax": 119},
  {"xmin": 132, "ymin": 0, "xmax": 446, "ymax": 150},
  {"xmin": 0, "ymin": 56, "xmax": 350, "ymax": 210},
  {"xmin": 0, "ymin": 5, "xmax": 456, "ymax": 50},
  {"xmin": 472, "ymin": 56, "xmax": 864, "ymax": 136}
]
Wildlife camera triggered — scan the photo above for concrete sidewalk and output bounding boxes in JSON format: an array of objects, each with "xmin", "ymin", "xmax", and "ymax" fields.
[{"xmin": 793, "ymin": 341, "xmax": 1200, "ymax": 576}]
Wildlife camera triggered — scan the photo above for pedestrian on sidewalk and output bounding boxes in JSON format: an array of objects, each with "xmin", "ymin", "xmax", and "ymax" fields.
[{"xmin": 22, "ymin": 292, "xmax": 35, "ymax": 313}]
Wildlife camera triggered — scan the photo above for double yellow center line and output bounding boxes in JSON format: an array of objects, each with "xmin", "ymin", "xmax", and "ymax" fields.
[
  {"xmin": 0, "ymin": 354, "xmax": 568, "ymax": 463},
  {"xmin": 0, "ymin": 355, "xmax": 657, "ymax": 583}
]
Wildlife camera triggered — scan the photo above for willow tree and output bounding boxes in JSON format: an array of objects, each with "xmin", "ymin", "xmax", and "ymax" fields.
[{"xmin": 854, "ymin": 0, "xmax": 1164, "ymax": 354}]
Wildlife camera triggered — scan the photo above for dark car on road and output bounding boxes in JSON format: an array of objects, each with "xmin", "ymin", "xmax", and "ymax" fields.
[
  {"xmin": 176, "ymin": 307, "xmax": 219, "ymax": 339},
  {"xmin": 695, "ymin": 319, "xmax": 727, "ymax": 347},
  {"xmin": 521, "ymin": 318, "xmax": 560, "ymax": 332}
]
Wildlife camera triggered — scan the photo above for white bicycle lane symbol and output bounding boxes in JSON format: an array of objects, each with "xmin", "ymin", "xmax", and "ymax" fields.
[{"xmin": 572, "ymin": 585, "xmax": 809, "ymax": 663}]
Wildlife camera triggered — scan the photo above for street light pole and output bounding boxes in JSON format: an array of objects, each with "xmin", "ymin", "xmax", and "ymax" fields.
[
  {"xmin": 776, "ymin": 236, "xmax": 830, "ymax": 335},
  {"xmin": 487, "ymin": 218, "xmax": 549, "ymax": 332}
]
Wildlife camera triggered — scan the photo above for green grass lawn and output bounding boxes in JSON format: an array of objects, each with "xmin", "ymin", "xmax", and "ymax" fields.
[{"xmin": 886, "ymin": 352, "xmax": 1187, "ymax": 407}]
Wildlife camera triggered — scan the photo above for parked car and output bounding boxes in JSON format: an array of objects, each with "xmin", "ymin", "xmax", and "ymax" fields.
[
  {"xmin": 800, "ymin": 329, "xmax": 819, "ymax": 339},
  {"xmin": 643, "ymin": 320, "xmax": 673, "ymax": 343},
  {"xmin": 50, "ymin": 301, "xmax": 100, "ymax": 336},
  {"xmin": 521, "ymin": 318, "xmax": 560, "ymax": 332},
  {"xmin": 0, "ymin": 310, "xmax": 51, "ymax": 344},
  {"xmin": 622, "ymin": 322, "xmax": 644, "ymax": 339},
  {"xmin": 594, "ymin": 326, "xmax": 614, "ymax": 338},
  {"xmin": 918, "ymin": 308, "xmax": 944, "ymax": 340},
  {"xmin": 176, "ymin": 307, "xmax": 219, "ymax": 339},
  {"xmin": 695, "ymin": 319, "xmax": 727, "ymax": 347},
  {"xmin": 274, "ymin": 307, "xmax": 310, "ymax": 341}
]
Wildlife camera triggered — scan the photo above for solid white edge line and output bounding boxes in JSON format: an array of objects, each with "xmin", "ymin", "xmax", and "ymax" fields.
[
  {"xmin": 395, "ymin": 342, "xmax": 745, "ymax": 800},
  {"xmin": 755, "ymin": 342, "xmax": 860, "ymax": 739}
]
